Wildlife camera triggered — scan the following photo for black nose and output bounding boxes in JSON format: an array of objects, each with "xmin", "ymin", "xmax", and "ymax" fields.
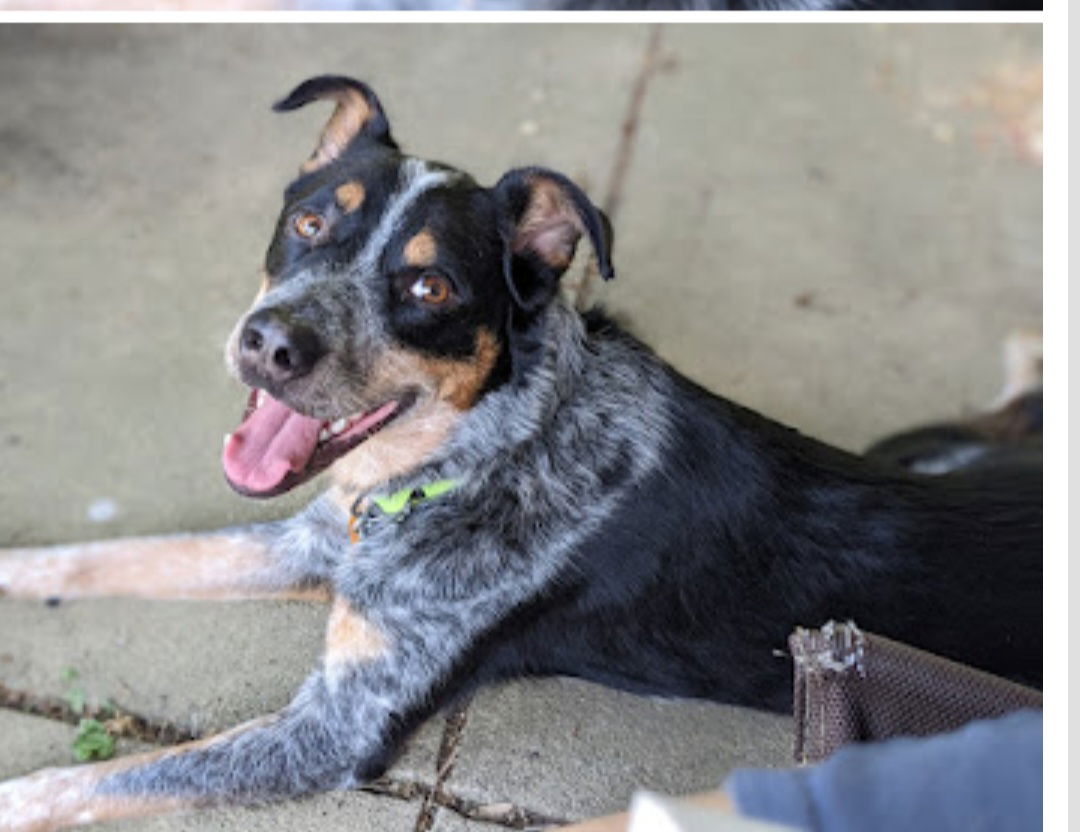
[{"xmin": 239, "ymin": 309, "xmax": 326, "ymax": 386}]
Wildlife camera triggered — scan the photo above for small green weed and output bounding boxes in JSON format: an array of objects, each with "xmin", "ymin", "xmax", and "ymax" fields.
[
  {"xmin": 61, "ymin": 666, "xmax": 86, "ymax": 715},
  {"xmin": 60, "ymin": 667, "xmax": 118, "ymax": 762},
  {"xmin": 72, "ymin": 718, "xmax": 116, "ymax": 762}
]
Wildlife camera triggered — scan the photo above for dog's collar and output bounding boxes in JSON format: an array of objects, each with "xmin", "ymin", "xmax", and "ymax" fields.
[{"xmin": 348, "ymin": 479, "xmax": 460, "ymax": 545}]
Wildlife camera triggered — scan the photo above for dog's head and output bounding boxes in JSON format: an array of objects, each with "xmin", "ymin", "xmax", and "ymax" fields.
[{"xmin": 223, "ymin": 76, "xmax": 613, "ymax": 498}]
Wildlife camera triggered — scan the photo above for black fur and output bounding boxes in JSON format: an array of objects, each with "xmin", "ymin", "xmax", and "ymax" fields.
[{"xmin": 465, "ymin": 319, "xmax": 1042, "ymax": 712}]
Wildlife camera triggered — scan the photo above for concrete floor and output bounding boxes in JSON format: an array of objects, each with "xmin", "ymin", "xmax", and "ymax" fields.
[{"xmin": 0, "ymin": 22, "xmax": 1040, "ymax": 831}]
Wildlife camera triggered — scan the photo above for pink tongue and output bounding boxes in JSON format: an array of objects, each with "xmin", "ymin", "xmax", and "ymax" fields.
[{"xmin": 222, "ymin": 396, "xmax": 323, "ymax": 494}]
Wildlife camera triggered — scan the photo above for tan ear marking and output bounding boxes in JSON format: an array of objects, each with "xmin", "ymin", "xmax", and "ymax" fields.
[
  {"xmin": 335, "ymin": 181, "xmax": 367, "ymax": 214},
  {"xmin": 403, "ymin": 229, "xmax": 438, "ymax": 268},
  {"xmin": 514, "ymin": 177, "xmax": 584, "ymax": 270},
  {"xmin": 300, "ymin": 87, "xmax": 372, "ymax": 174}
]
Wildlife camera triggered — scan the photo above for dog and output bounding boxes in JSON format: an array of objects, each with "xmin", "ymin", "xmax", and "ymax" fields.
[
  {"xmin": 864, "ymin": 330, "xmax": 1042, "ymax": 475},
  {"xmin": 0, "ymin": 76, "xmax": 1041, "ymax": 830}
]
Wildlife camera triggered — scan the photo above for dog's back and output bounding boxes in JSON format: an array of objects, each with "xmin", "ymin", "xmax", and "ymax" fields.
[{"xmin": 472, "ymin": 315, "xmax": 1041, "ymax": 712}]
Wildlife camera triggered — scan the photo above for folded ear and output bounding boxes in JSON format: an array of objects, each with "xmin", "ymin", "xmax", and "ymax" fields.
[
  {"xmin": 273, "ymin": 76, "xmax": 397, "ymax": 174},
  {"xmin": 494, "ymin": 167, "xmax": 614, "ymax": 315}
]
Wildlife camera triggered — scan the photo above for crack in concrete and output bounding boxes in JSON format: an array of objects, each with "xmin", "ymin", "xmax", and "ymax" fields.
[
  {"xmin": 572, "ymin": 23, "xmax": 665, "ymax": 313},
  {"xmin": 602, "ymin": 23, "xmax": 665, "ymax": 220},
  {"xmin": 0, "ymin": 682, "xmax": 195, "ymax": 746},
  {"xmin": 413, "ymin": 702, "xmax": 470, "ymax": 832},
  {"xmin": 368, "ymin": 773, "xmax": 567, "ymax": 830},
  {"xmin": 407, "ymin": 702, "xmax": 569, "ymax": 828}
]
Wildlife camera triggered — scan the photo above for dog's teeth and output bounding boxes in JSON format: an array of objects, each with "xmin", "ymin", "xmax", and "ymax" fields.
[
  {"xmin": 330, "ymin": 419, "xmax": 348, "ymax": 436},
  {"xmin": 319, "ymin": 428, "xmax": 331, "ymax": 442},
  {"xmin": 224, "ymin": 433, "xmax": 232, "ymax": 447},
  {"xmin": 255, "ymin": 391, "xmax": 267, "ymax": 408}
]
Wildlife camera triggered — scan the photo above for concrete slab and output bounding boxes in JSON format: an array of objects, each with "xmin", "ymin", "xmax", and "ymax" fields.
[
  {"xmin": 606, "ymin": 23, "xmax": 1041, "ymax": 451},
  {"xmin": 448, "ymin": 678, "xmax": 792, "ymax": 823},
  {"xmin": 430, "ymin": 809, "xmax": 506, "ymax": 832},
  {"xmin": 0, "ymin": 597, "xmax": 443, "ymax": 782},
  {"xmin": 127, "ymin": 791, "xmax": 422, "ymax": 832},
  {"xmin": 0, "ymin": 709, "xmax": 88, "ymax": 780},
  {"xmin": 0, "ymin": 599, "xmax": 325, "ymax": 734},
  {"xmin": 0, "ymin": 709, "xmax": 148, "ymax": 780}
]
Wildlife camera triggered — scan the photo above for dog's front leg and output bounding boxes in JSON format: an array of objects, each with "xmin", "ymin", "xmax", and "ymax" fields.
[
  {"xmin": 0, "ymin": 697, "xmax": 356, "ymax": 832},
  {"xmin": 0, "ymin": 497, "xmax": 344, "ymax": 602},
  {"xmin": 0, "ymin": 589, "xmax": 486, "ymax": 831},
  {"xmin": 0, "ymin": 715, "xmax": 279, "ymax": 832}
]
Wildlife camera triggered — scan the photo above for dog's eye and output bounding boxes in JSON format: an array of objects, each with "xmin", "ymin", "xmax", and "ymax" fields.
[
  {"xmin": 293, "ymin": 212, "xmax": 326, "ymax": 240},
  {"xmin": 408, "ymin": 273, "xmax": 453, "ymax": 306}
]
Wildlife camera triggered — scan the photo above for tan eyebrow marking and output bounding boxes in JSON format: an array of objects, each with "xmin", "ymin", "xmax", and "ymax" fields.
[
  {"xmin": 335, "ymin": 181, "xmax": 366, "ymax": 214},
  {"xmin": 403, "ymin": 229, "xmax": 438, "ymax": 268}
]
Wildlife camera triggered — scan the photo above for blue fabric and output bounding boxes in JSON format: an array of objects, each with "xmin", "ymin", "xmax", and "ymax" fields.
[{"xmin": 724, "ymin": 710, "xmax": 1042, "ymax": 832}]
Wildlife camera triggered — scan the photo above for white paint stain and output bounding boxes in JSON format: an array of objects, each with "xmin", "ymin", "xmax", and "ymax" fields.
[{"xmin": 86, "ymin": 498, "xmax": 119, "ymax": 523}]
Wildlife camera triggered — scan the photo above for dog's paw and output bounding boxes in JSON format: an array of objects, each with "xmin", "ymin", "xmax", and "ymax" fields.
[
  {"xmin": 0, "ymin": 549, "xmax": 73, "ymax": 602},
  {"xmin": 0, "ymin": 558, "xmax": 12, "ymax": 599},
  {"xmin": 0, "ymin": 554, "xmax": 20, "ymax": 600},
  {"xmin": 0, "ymin": 763, "xmax": 127, "ymax": 832},
  {"xmin": 0, "ymin": 769, "xmax": 67, "ymax": 832}
]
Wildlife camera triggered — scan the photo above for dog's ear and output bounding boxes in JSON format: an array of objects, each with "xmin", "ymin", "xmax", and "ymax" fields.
[
  {"xmin": 273, "ymin": 76, "xmax": 397, "ymax": 174},
  {"xmin": 494, "ymin": 167, "xmax": 614, "ymax": 315},
  {"xmin": 493, "ymin": 168, "xmax": 614, "ymax": 382}
]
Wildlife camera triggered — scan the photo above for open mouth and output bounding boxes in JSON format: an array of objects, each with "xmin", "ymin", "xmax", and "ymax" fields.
[{"xmin": 222, "ymin": 388, "xmax": 414, "ymax": 498}]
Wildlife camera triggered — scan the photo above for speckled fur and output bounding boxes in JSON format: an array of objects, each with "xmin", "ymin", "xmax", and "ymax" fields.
[{"xmin": 97, "ymin": 298, "xmax": 673, "ymax": 805}]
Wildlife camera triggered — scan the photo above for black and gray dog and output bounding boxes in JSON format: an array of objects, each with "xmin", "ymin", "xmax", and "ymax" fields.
[{"xmin": 0, "ymin": 77, "xmax": 1041, "ymax": 829}]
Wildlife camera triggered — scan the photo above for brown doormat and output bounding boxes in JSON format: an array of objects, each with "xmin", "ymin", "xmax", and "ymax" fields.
[{"xmin": 789, "ymin": 621, "xmax": 1042, "ymax": 765}]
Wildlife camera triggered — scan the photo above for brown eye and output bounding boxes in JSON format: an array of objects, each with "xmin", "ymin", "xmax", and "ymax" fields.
[
  {"xmin": 409, "ymin": 273, "xmax": 453, "ymax": 306},
  {"xmin": 293, "ymin": 212, "xmax": 325, "ymax": 240}
]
